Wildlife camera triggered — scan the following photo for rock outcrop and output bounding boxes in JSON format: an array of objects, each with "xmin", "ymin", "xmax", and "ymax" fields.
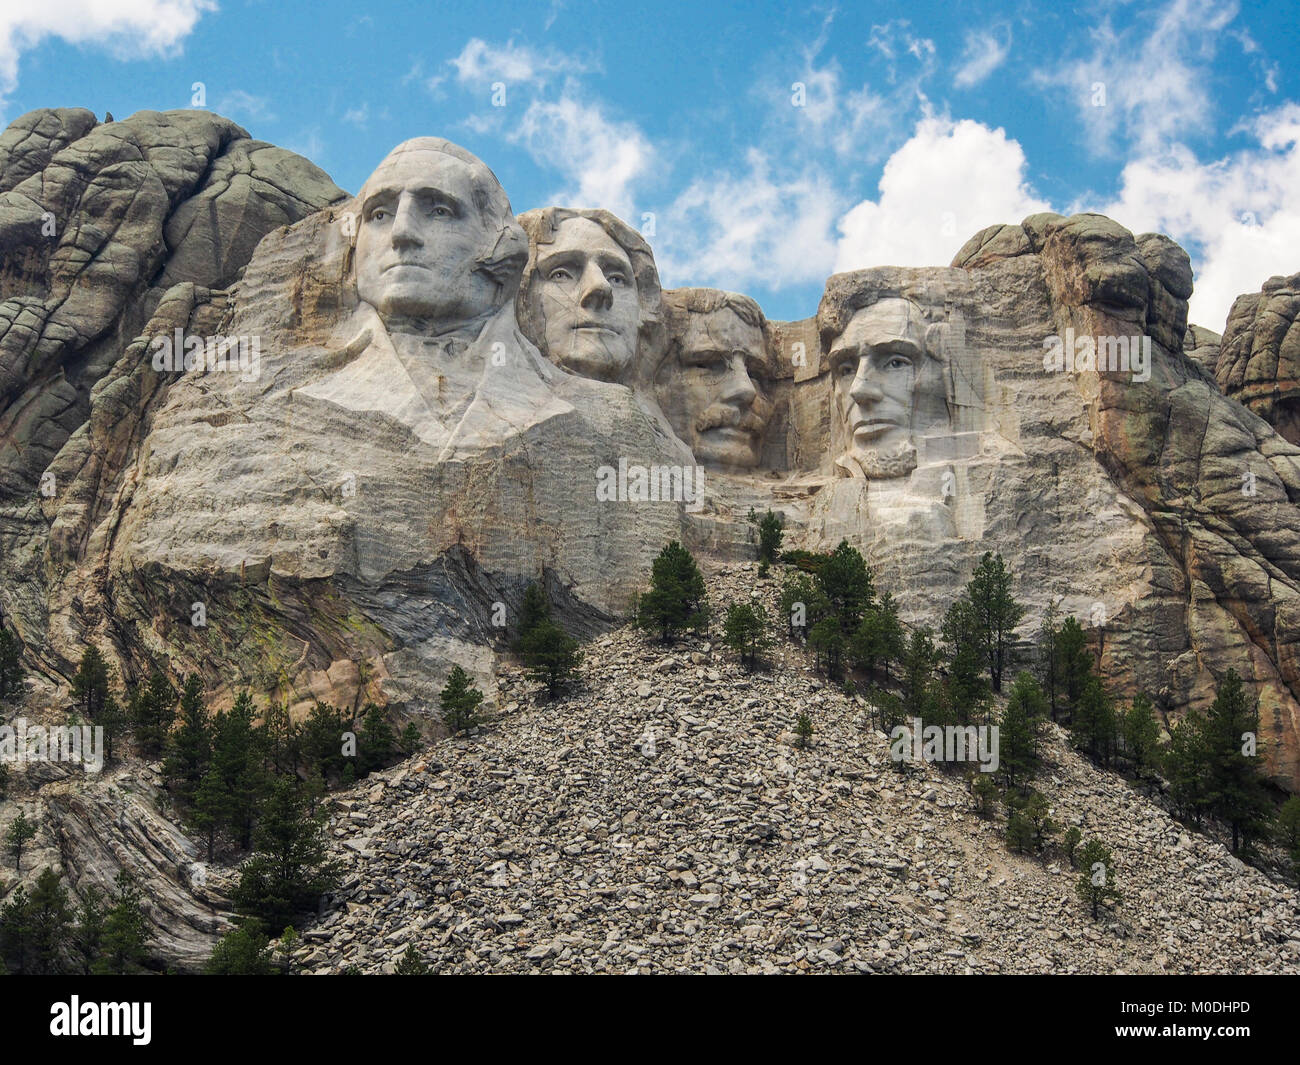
[{"xmin": 1217, "ymin": 271, "xmax": 1300, "ymax": 445}]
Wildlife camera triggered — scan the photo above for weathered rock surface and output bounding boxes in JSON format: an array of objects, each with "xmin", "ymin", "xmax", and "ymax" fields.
[
  {"xmin": 298, "ymin": 564, "xmax": 1300, "ymax": 974},
  {"xmin": 1217, "ymin": 271, "xmax": 1300, "ymax": 445}
]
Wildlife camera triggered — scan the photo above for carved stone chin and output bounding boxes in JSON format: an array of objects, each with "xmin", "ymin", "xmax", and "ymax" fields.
[{"xmin": 835, "ymin": 438, "xmax": 919, "ymax": 480}]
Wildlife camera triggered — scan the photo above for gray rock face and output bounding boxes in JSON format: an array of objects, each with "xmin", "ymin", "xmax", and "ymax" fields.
[
  {"xmin": 1217, "ymin": 271, "xmax": 1300, "ymax": 445},
  {"xmin": 2, "ymin": 123, "xmax": 1300, "ymax": 797},
  {"xmin": 0, "ymin": 108, "xmax": 346, "ymax": 681}
]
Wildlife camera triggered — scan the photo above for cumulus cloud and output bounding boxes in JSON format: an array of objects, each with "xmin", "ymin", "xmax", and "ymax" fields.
[
  {"xmin": 512, "ymin": 95, "xmax": 653, "ymax": 221},
  {"xmin": 833, "ymin": 116, "xmax": 1051, "ymax": 273},
  {"xmin": 1090, "ymin": 103, "xmax": 1300, "ymax": 331},
  {"xmin": 0, "ymin": 0, "xmax": 215, "ymax": 105},
  {"xmin": 953, "ymin": 28, "xmax": 1010, "ymax": 88},
  {"xmin": 655, "ymin": 149, "xmax": 844, "ymax": 291}
]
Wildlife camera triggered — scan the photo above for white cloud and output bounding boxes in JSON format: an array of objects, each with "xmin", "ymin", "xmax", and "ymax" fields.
[
  {"xmin": 215, "ymin": 89, "xmax": 273, "ymax": 123},
  {"xmin": 512, "ymin": 95, "xmax": 653, "ymax": 221},
  {"xmin": 0, "ymin": 0, "xmax": 216, "ymax": 105},
  {"xmin": 438, "ymin": 37, "xmax": 594, "ymax": 92},
  {"xmin": 953, "ymin": 28, "xmax": 1010, "ymax": 88},
  {"xmin": 656, "ymin": 149, "xmax": 843, "ymax": 291},
  {"xmin": 1034, "ymin": 0, "xmax": 1239, "ymax": 153},
  {"xmin": 833, "ymin": 116, "xmax": 1051, "ymax": 273},
  {"xmin": 1090, "ymin": 103, "xmax": 1300, "ymax": 330}
]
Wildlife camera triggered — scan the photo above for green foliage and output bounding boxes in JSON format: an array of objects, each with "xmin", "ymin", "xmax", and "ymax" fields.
[
  {"xmin": 1165, "ymin": 709, "xmax": 1211, "ymax": 826},
  {"xmin": 1062, "ymin": 826, "xmax": 1082, "ymax": 868},
  {"xmin": 358, "ymin": 702, "xmax": 397, "ymax": 773},
  {"xmin": 163, "ymin": 673, "xmax": 210, "ymax": 805},
  {"xmin": 941, "ymin": 596, "xmax": 991, "ymax": 725},
  {"xmin": 749, "ymin": 508, "xmax": 785, "ymax": 564},
  {"xmin": 0, "ymin": 627, "xmax": 23, "ymax": 699},
  {"xmin": 521, "ymin": 617, "xmax": 583, "ymax": 698},
  {"xmin": 95, "ymin": 871, "xmax": 151, "ymax": 974},
  {"xmin": 637, "ymin": 541, "xmax": 709, "ymax": 642},
  {"xmin": 1005, "ymin": 810, "xmax": 1035, "ymax": 854},
  {"xmin": 71, "ymin": 884, "xmax": 106, "ymax": 975},
  {"xmin": 0, "ymin": 762, "xmax": 8, "ymax": 801},
  {"xmin": 26, "ymin": 867, "xmax": 72, "ymax": 975},
  {"xmin": 129, "ymin": 669, "xmax": 176, "ymax": 759},
  {"xmin": 513, "ymin": 582, "xmax": 551, "ymax": 652},
  {"xmin": 1056, "ymin": 616, "xmax": 1094, "ymax": 716},
  {"xmin": 817, "ymin": 540, "xmax": 875, "ymax": 631},
  {"xmin": 900, "ymin": 626, "xmax": 942, "ymax": 723},
  {"xmin": 5, "ymin": 809, "xmax": 37, "ymax": 871},
  {"xmin": 998, "ymin": 671, "xmax": 1044, "ymax": 790},
  {"xmin": 298, "ymin": 701, "xmax": 355, "ymax": 786},
  {"xmin": 395, "ymin": 943, "xmax": 430, "ymax": 974},
  {"xmin": 779, "ymin": 571, "xmax": 822, "ymax": 639},
  {"xmin": 964, "ymin": 552, "xmax": 1024, "ymax": 694},
  {"xmin": 808, "ymin": 616, "xmax": 845, "ymax": 679},
  {"xmin": 206, "ymin": 692, "xmax": 268, "ymax": 851},
  {"xmin": 1120, "ymin": 692, "xmax": 1161, "ymax": 774},
  {"xmin": 205, "ymin": 919, "xmax": 277, "ymax": 975},
  {"xmin": 97, "ymin": 694, "xmax": 128, "ymax": 763},
  {"xmin": 1278, "ymin": 796, "xmax": 1300, "ymax": 884},
  {"xmin": 970, "ymin": 773, "xmax": 999, "ymax": 818},
  {"xmin": 231, "ymin": 777, "xmax": 340, "ymax": 930},
  {"xmin": 1037, "ymin": 599, "xmax": 1063, "ymax": 721},
  {"xmin": 1201, "ymin": 669, "xmax": 1273, "ymax": 855},
  {"xmin": 71, "ymin": 644, "xmax": 111, "ymax": 719},
  {"xmin": 440, "ymin": 665, "xmax": 485, "ymax": 735},
  {"xmin": 0, "ymin": 885, "xmax": 32, "ymax": 972},
  {"xmin": 1075, "ymin": 839, "xmax": 1120, "ymax": 920},
  {"xmin": 1071, "ymin": 675, "xmax": 1117, "ymax": 767},
  {"xmin": 779, "ymin": 549, "xmax": 831, "ymax": 574},
  {"xmin": 400, "ymin": 721, "xmax": 422, "ymax": 753},
  {"xmin": 723, "ymin": 601, "xmax": 772, "ymax": 670},
  {"xmin": 795, "ymin": 711, "xmax": 813, "ymax": 749}
]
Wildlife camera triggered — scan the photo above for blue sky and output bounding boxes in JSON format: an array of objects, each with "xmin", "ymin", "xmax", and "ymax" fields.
[{"xmin": 3, "ymin": 0, "xmax": 1298, "ymax": 329}]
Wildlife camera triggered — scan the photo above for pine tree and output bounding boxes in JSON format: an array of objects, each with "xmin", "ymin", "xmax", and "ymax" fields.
[
  {"xmin": 98, "ymin": 694, "xmax": 128, "ymax": 763},
  {"xmin": 520, "ymin": 618, "xmax": 583, "ymax": 698},
  {"xmin": 965, "ymin": 552, "xmax": 1024, "ymax": 693},
  {"xmin": 395, "ymin": 943, "xmax": 430, "ymax": 974},
  {"xmin": 1020, "ymin": 791, "xmax": 1058, "ymax": 853},
  {"xmin": 261, "ymin": 702, "xmax": 299, "ymax": 776},
  {"xmin": 130, "ymin": 669, "xmax": 176, "ymax": 759},
  {"xmin": 998, "ymin": 671, "xmax": 1044, "ymax": 790},
  {"xmin": 204, "ymin": 920, "xmax": 276, "ymax": 975},
  {"xmin": 808, "ymin": 616, "xmax": 845, "ymax": 678},
  {"xmin": 941, "ymin": 597, "xmax": 990, "ymax": 725},
  {"xmin": 209, "ymin": 693, "xmax": 266, "ymax": 850},
  {"xmin": 795, "ymin": 712, "xmax": 813, "ymax": 749},
  {"xmin": 512, "ymin": 582, "xmax": 551, "ymax": 651},
  {"xmin": 94, "ymin": 871, "xmax": 150, "ymax": 974},
  {"xmin": 6, "ymin": 809, "xmax": 37, "ymax": 871},
  {"xmin": 27, "ymin": 867, "xmax": 72, "ymax": 975},
  {"xmin": 1120, "ymin": 692, "xmax": 1160, "ymax": 776},
  {"xmin": 1072, "ymin": 675, "xmax": 1117, "ymax": 767},
  {"xmin": 231, "ymin": 777, "xmax": 340, "ymax": 930},
  {"xmin": 440, "ymin": 665, "xmax": 485, "ymax": 735},
  {"xmin": 71, "ymin": 884, "xmax": 106, "ymax": 975},
  {"xmin": 0, "ymin": 885, "xmax": 32, "ymax": 973},
  {"xmin": 1005, "ymin": 809, "xmax": 1035, "ymax": 854},
  {"xmin": 637, "ymin": 541, "xmax": 709, "ymax": 642},
  {"xmin": 750, "ymin": 508, "xmax": 785, "ymax": 565},
  {"xmin": 901, "ymin": 626, "xmax": 941, "ymax": 723},
  {"xmin": 970, "ymin": 774, "xmax": 999, "ymax": 818},
  {"xmin": 191, "ymin": 764, "xmax": 226, "ymax": 862},
  {"xmin": 817, "ymin": 540, "xmax": 875, "ymax": 631},
  {"xmin": 778, "ymin": 571, "xmax": 822, "ymax": 639},
  {"xmin": 1075, "ymin": 839, "xmax": 1120, "ymax": 919},
  {"xmin": 1165, "ymin": 709, "xmax": 1211, "ymax": 826},
  {"xmin": 71, "ymin": 644, "xmax": 111, "ymax": 719},
  {"xmin": 1062, "ymin": 826, "xmax": 1082, "ymax": 868},
  {"xmin": 298, "ymin": 702, "xmax": 352, "ymax": 785},
  {"xmin": 163, "ymin": 673, "xmax": 210, "ymax": 805},
  {"xmin": 723, "ymin": 602, "xmax": 771, "ymax": 670},
  {"xmin": 358, "ymin": 703, "xmax": 397, "ymax": 774},
  {"xmin": 1037, "ymin": 599, "xmax": 1063, "ymax": 721},
  {"xmin": 1277, "ymin": 796, "xmax": 1300, "ymax": 883},
  {"xmin": 0, "ymin": 626, "xmax": 23, "ymax": 699},
  {"xmin": 874, "ymin": 593, "xmax": 905, "ymax": 686},
  {"xmin": 1202, "ymin": 669, "xmax": 1273, "ymax": 855},
  {"xmin": 1056, "ymin": 616, "xmax": 1093, "ymax": 718}
]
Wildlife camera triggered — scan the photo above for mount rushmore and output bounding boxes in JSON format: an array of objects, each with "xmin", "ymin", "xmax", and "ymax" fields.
[{"xmin": 1, "ymin": 108, "xmax": 1299, "ymax": 792}]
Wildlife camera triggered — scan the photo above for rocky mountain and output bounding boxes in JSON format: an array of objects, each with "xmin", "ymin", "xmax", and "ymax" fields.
[{"xmin": 2, "ymin": 110, "xmax": 1300, "ymax": 972}]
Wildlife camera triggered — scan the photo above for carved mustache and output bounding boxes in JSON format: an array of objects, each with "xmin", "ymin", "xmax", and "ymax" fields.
[{"xmin": 695, "ymin": 401, "xmax": 769, "ymax": 435}]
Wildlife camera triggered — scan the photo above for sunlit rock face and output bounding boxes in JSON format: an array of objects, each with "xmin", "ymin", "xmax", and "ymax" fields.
[
  {"xmin": 1217, "ymin": 271, "xmax": 1300, "ymax": 446},
  {"xmin": 2, "ymin": 115, "xmax": 1299, "ymax": 791}
]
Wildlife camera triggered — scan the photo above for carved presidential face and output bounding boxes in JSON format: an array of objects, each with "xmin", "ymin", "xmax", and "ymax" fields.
[
  {"xmin": 829, "ymin": 299, "xmax": 935, "ymax": 479},
  {"xmin": 534, "ymin": 217, "xmax": 642, "ymax": 382},
  {"xmin": 355, "ymin": 147, "xmax": 500, "ymax": 332},
  {"xmin": 660, "ymin": 306, "xmax": 772, "ymax": 468}
]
